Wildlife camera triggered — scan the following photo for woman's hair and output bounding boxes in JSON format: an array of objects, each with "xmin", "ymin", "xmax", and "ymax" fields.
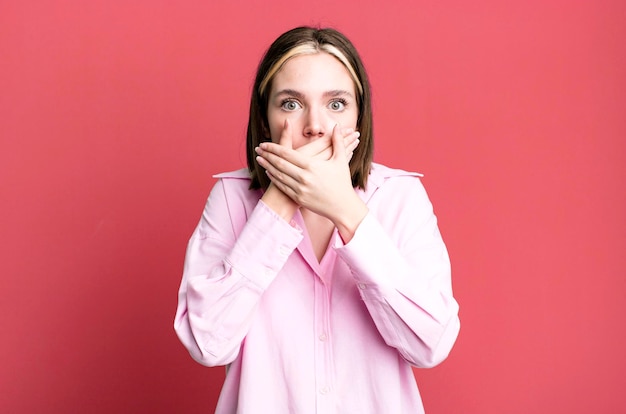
[{"xmin": 246, "ymin": 26, "xmax": 374, "ymax": 190}]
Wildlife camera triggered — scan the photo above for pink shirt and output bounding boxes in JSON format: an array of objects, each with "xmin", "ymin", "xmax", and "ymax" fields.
[{"xmin": 174, "ymin": 163, "xmax": 460, "ymax": 413}]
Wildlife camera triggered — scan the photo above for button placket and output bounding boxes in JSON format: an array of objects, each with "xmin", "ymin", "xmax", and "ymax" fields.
[
  {"xmin": 278, "ymin": 245, "xmax": 290, "ymax": 257},
  {"xmin": 313, "ymin": 274, "xmax": 334, "ymax": 411}
]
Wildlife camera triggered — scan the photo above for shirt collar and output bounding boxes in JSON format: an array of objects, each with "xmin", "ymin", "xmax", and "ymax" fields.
[
  {"xmin": 358, "ymin": 162, "xmax": 423, "ymax": 201},
  {"xmin": 213, "ymin": 168, "xmax": 251, "ymax": 179}
]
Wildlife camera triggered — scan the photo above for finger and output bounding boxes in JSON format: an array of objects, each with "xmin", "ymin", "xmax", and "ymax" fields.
[
  {"xmin": 256, "ymin": 155, "xmax": 302, "ymax": 201},
  {"xmin": 255, "ymin": 146, "xmax": 306, "ymax": 190},
  {"xmin": 331, "ymin": 124, "xmax": 347, "ymax": 161},
  {"xmin": 258, "ymin": 141, "xmax": 309, "ymax": 170},
  {"xmin": 297, "ymin": 136, "xmax": 332, "ymax": 158},
  {"xmin": 265, "ymin": 170, "xmax": 299, "ymax": 202},
  {"xmin": 346, "ymin": 136, "xmax": 360, "ymax": 162},
  {"xmin": 345, "ymin": 131, "xmax": 361, "ymax": 153},
  {"xmin": 278, "ymin": 119, "xmax": 293, "ymax": 149},
  {"xmin": 298, "ymin": 128, "xmax": 355, "ymax": 158}
]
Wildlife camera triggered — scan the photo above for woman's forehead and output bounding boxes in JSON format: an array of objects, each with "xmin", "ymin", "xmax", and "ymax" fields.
[{"xmin": 270, "ymin": 53, "xmax": 356, "ymax": 96}]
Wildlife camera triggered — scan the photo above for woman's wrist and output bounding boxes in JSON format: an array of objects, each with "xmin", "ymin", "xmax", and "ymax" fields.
[
  {"xmin": 332, "ymin": 197, "xmax": 369, "ymax": 244},
  {"xmin": 261, "ymin": 184, "xmax": 299, "ymax": 222}
]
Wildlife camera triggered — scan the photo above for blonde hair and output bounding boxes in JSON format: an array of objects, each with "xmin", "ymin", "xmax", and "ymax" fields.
[{"xmin": 258, "ymin": 43, "xmax": 364, "ymax": 97}]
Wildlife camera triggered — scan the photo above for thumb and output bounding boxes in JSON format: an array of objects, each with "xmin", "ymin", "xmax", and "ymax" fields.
[{"xmin": 331, "ymin": 124, "xmax": 346, "ymax": 161}]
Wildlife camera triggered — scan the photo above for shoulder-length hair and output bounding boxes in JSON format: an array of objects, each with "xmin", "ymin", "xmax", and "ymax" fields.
[{"xmin": 246, "ymin": 26, "xmax": 374, "ymax": 190}]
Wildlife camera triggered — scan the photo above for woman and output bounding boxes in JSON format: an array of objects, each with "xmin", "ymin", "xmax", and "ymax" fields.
[{"xmin": 174, "ymin": 26, "xmax": 460, "ymax": 413}]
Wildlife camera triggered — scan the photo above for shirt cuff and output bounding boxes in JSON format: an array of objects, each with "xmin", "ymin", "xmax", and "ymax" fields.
[
  {"xmin": 225, "ymin": 201, "xmax": 303, "ymax": 290},
  {"xmin": 334, "ymin": 213, "xmax": 410, "ymax": 291}
]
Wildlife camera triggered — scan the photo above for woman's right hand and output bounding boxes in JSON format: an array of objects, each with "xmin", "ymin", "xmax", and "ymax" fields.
[{"xmin": 258, "ymin": 119, "xmax": 360, "ymax": 222}]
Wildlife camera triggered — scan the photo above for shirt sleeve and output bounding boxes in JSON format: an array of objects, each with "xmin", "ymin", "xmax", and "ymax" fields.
[
  {"xmin": 174, "ymin": 179, "xmax": 303, "ymax": 367},
  {"xmin": 333, "ymin": 176, "xmax": 460, "ymax": 368}
]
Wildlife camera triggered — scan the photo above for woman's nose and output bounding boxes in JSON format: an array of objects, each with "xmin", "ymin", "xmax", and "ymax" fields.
[{"xmin": 303, "ymin": 108, "xmax": 327, "ymax": 138}]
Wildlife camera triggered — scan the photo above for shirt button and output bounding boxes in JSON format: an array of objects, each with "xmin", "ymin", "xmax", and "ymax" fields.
[
  {"xmin": 318, "ymin": 333, "xmax": 327, "ymax": 341},
  {"xmin": 278, "ymin": 246, "xmax": 290, "ymax": 256},
  {"xmin": 319, "ymin": 386, "xmax": 330, "ymax": 395},
  {"xmin": 357, "ymin": 283, "xmax": 367, "ymax": 290}
]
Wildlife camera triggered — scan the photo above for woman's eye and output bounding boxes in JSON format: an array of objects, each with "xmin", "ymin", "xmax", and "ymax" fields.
[
  {"xmin": 329, "ymin": 100, "xmax": 346, "ymax": 111},
  {"xmin": 281, "ymin": 100, "xmax": 301, "ymax": 111}
]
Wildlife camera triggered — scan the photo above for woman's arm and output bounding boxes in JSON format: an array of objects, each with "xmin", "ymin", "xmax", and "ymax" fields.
[
  {"xmin": 335, "ymin": 176, "xmax": 460, "ymax": 368},
  {"xmin": 173, "ymin": 179, "xmax": 302, "ymax": 366}
]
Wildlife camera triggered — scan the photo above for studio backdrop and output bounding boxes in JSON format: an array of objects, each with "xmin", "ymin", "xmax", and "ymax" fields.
[{"xmin": 1, "ymin": 1, "xmax": 624, "ymax": 413}]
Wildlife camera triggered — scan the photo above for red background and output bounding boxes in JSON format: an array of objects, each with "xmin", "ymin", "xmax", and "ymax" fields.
[{"xmin": 1, "ymin": 1, "xmax": 625, "ymax": 413}]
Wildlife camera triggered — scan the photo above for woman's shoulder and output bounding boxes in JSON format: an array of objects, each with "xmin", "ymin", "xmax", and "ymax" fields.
[
  {"xmin": 205, "ymin": 168, "xmax": 261, "ymax": 221},
  {"xmin": 213, "ymin": 168, "xmax": 251, "ymax": 181},
  {"xmin": 368, "ymin": 162, "xmax": 424, "ymax": 186},
  {"xmin": 209, "ymin": 167, "xmax": 259, "ymax": 201},
  {"xmin": 370, "ymin": 162, "xmax": 422, "ymax": 177},
  {"xmin": 360, "ymin": 162, "xmax": 428, "ymax": 204}
]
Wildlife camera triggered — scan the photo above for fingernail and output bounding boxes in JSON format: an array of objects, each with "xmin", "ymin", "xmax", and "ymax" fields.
[{"xmin": 354, "ymin": 131, "xmax": 361, "ymax": 138}]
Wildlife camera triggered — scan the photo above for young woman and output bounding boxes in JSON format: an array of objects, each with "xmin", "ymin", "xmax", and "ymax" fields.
[{"xmin": 174, "ymin": 26, "xmax": 460, "ymax": 413}]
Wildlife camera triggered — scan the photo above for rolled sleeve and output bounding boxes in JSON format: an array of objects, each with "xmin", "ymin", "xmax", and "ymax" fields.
[{"xmin": 225, "ymin": 200, "xmax": 303, "ymax": 289}]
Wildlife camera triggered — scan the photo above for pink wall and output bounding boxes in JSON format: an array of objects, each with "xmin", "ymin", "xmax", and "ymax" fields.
[{"xmin": 1, "ymin": 1, "xmax": 625, "ymax": 412}]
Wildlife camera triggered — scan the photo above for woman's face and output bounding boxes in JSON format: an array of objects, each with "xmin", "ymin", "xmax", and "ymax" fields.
[{"xmin": 266, "ymin": 52, "xmax": 359, "ymax": 149}]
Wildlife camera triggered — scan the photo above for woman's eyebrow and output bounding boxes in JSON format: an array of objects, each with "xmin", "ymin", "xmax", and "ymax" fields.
[
  {"xmin": 273, "ymin": 89, "xmax": 354, "ymax": 99},
  {"xmin": 273, "ymin": 89, "xmax": 305, "ymax": 99},
  {"xmin": 323, "ymin": 89, "xmax": 354, "ymax": 99}
]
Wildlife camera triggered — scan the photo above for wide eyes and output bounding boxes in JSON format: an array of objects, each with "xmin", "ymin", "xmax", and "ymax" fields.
[
  {"xmin": 280, "ymin": 99, "xmax": 347, "ymax": 112},
  {"xmin": 329, "ymin": 100, "xmax": 346, "ymax": 111},
  {"xmin": 281, "ymin": 100, "xmax": 301, "ymax": 111}
]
